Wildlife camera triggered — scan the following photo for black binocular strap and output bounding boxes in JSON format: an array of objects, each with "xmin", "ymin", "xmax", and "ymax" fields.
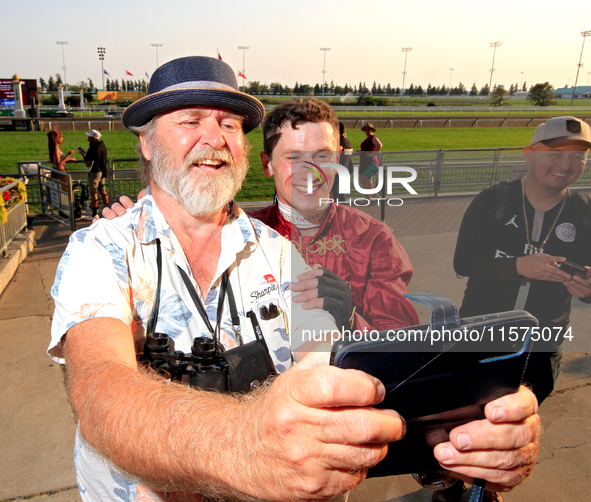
[
  {"xmin": 177, "ymin": 266, "xmax": 239, "ymax": 345},
  {"xmin": 468, "ymin": 478, "xmax": 486, "ymax": 502},
  {"xmin": 147, "ymin": 239, "xmax": 162, "ymax": 336}
]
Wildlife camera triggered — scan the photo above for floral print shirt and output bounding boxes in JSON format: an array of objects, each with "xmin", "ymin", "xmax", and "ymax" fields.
[{"xmin": 49, "ymin": 188, "xmax": 336, "ymax": 502}]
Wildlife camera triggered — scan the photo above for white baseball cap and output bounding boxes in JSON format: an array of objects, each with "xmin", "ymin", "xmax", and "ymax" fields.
[
  {"xmin": 86, "ymin": 129, "xmax": 102, "ymax": 140},
  {"xmin": 530, "ymin": 116, "xmax": 591, "ymax": 148}
]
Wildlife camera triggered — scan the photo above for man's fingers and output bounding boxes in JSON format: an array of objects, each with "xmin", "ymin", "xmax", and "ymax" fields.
[
  {"xmin": 435, "ymin": 441, "xmax": 538, "ymax": 470},
  {"xmin": 101, "ymin": 207, "xmax": 118, "ymax": 220},
  {"xmin": 317, "ymin": 442, "xmax": 389, "ymax": 471},
  {"xmin": 300, "ymin": 298, "xmax": 325, "ymax": 310},
  {"xmin": 118, "ymin": 195, "xmax": 135, "ymax": 209},
  {"xmin": 564, "ymin": 276, "xmax": 591, "ymax": 298},
  {"xmin": 287, "ymin": 364, "xmax": 386, "ymax": 408},
  {"xmin": 100, "ymin": 202, "xmax": 127, "ymax": 220},
  {"xmin": 484, "ymin": 386, "xmax": 539, "ymax": 423},
  {"xmin": 297, "ymin": 267, "xmax": 324, "ymax": 282},
  {"xmin": 314, "ymin": 408, "xmax": 406, "ymax": 445},
  {"xmin": 290, "ymin": 278, "xmax": 320, "ymax": 293},
  {"xmin": 448, "ymin": 415, "xmax": 540, "ymax": 452}
]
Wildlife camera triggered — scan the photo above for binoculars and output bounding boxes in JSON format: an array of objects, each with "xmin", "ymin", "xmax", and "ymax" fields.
[{"xmin": 141, "ymin": 332, "xmax": 232, "ymax": 393}]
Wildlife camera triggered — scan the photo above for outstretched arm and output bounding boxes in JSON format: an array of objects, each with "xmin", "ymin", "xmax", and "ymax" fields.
[{"xmin": 64, "ymin": 317, "xmax": 405, "ymax": 501}]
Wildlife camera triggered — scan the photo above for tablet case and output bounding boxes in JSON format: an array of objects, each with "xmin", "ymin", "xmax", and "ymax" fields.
[{"xmin": 330, "ymin": 293, "xmax": 537, "ymax": 477}]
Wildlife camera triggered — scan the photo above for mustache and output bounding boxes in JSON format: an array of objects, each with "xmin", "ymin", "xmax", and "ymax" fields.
[{"xmin": 185, "ymin": 146, "xmax": 235, "ymax": 168}]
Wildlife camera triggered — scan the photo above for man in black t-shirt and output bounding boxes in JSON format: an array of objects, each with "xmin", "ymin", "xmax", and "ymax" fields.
[
  {"xmin": 83, "ymin": 129, "xmax": 109, "ymax": 217},
  {"xmin": 454, "ymin": 116, "xmax": 591, "ymax": 404}
]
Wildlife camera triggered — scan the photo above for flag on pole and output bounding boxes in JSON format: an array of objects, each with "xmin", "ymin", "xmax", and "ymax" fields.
[
  {"xmin": 104, "ymin": 69, "xmax": 111, "ymax": 77},
  {"xmin": 126, "ymin": 69, "xmax": 133, "ymax": 77},
  {"xmin": 145, "ymin": 71, "xmax": 150, "ymax": 80},
  {"xmin": 218, "ymin": 49, "xmax": 222, "ymax": 60},
  {"xmin": 238, "ymin": 71, "xmax": 247, "ymax": 79}
]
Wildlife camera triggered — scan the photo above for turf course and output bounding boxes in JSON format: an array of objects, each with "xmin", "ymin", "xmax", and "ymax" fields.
[{"xmin": 0, "ymin": 127, "xmax": 537, "ymax": 201}]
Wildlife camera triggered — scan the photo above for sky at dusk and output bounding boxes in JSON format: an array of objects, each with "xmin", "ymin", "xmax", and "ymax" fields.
[{"xmin": 2, "ymin": 0, "xmax": 591, "ymax": 91}]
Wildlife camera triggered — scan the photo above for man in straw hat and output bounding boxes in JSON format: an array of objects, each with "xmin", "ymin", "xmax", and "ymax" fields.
[{"xmin": 50, "ymin": 56, "xmax": 540, "ymax": 502}]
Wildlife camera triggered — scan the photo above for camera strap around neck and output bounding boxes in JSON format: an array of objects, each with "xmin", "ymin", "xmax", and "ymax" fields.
[
  {"xmin": 176, "ymin": 265, "xmax": 242, "ymax": 346},
  {"xmin": 147, "ymin": 238, "xmax": 163, "ymax": 336}
]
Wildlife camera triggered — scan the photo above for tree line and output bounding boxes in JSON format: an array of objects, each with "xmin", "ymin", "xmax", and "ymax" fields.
[
  {"xmin": 34, "ymin": 73, "xmax": 558, "ymax": 107},
  {"xmin": 240, "ymin": 80, "xmax": 533, "ymax": 97}
]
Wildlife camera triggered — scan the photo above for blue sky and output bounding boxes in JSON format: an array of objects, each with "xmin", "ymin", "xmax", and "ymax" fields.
[{"xmin": 2, "ymin": 0, "xmax": 591, "ymax": 91}]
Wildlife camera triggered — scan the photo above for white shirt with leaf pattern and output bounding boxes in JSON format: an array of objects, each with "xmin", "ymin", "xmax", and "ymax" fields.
[{"xmin": 49, "ymin": 187, "xmax": 336, "ymax": 502}]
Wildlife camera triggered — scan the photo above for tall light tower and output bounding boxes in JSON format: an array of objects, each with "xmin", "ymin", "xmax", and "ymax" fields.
[
  {"xmin": 151, "ymin": 43, "xmax": 163, "ymax": 69},
  {"xmin": 520, "ymin": 71, "xmax": 524, "ymax": 90},
  {"xmin": 571, "ymin": 30, "xmax": 591, "ymax": 106},
  {"xmin": 238, "ymin": 46, "xmax": 249, "ymax": 92},
  {"xmin": 488, "ymin": 41, "xmax": 503, "ymax": 102},
  {"xmin": 55, "ymin": 41, "xmax": 69, "ymax": 90},
  {"xmin": 320, "ymin": 48, "xmax": 331, "ymax": 98},
  {"xmin": 97, "ymin": 47, "xmax": 106, "ymax": 91},
  {"xmin": 449, "ymin": 68, "xmax": 454, "ymax": 95},
  {"xmin": 401, "ymin": 47, "xmax": 412, "ymax": 103}
]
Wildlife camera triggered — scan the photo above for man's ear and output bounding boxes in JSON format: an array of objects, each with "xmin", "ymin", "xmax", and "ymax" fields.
[
  {"xmin": 260, "ymin": 151, "xmax": 274, "ymax": 178},
  {"xmin": 139, "ymin": 132, "xmax": 152, "ymax": 161},
  {"xmin": 524, "ymin": 146, "xmax": 533, "ymax": 166}
]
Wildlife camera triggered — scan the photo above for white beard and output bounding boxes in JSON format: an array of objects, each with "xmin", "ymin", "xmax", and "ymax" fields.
[{"xmin": 149, "ymin": 142, "xmax": 249, "ymax": 218}]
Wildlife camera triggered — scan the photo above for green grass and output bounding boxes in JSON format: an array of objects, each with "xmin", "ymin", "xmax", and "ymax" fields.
[{"xmin": 0, "ymin": 127, "xmax": 540, "ymax": 202}]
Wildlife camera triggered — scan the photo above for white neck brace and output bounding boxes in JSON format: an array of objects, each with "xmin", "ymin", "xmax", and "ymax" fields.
[{"xmin": 277, "ymin": 199, "xmax": 328, "ymax": 229}]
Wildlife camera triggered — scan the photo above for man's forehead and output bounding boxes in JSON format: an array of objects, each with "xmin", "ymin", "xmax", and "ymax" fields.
[
  {"xmin": 533, "ymin": 141, "xmax": 590, "ymax": 152},
  {"xmin": 275, "ymin": 121, "xmax": 338, "ymax": 146},
  {"xmin": 159, "ymin": 106, "xmax": 245, "ymax": 123}
]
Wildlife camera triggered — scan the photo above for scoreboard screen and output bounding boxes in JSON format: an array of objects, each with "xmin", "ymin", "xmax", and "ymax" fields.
[{"xmin": 0, "ymin": 79, "xmax": 38, "ymax": 106}]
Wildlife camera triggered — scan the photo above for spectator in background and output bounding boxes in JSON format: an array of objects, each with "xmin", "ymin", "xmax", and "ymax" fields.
[
  {"xmin": 81, "ymin": 129, "xmax": 109, "ymax": 217},
  {"xmin": 357, "ymin": 122, "xmax": 382, "ymax": 189},
  {"xmin": 331, "ymin": 122, "xmax": 353, "ymax": 201},
  {"xmin": 47, "ymin": 130, "xmax": 76, "ymax": 184}
]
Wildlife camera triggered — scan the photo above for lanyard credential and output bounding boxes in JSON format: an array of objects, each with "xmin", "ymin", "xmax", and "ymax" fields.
[{"xmin": 176, "ymin": 266, "xmax": 243, "ymax": 346}]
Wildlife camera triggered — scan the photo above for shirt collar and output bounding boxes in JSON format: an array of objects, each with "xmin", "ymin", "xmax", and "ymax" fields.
[{"xmin": 131, "ymin": 186, "xmax": 257, "ymax": 259}]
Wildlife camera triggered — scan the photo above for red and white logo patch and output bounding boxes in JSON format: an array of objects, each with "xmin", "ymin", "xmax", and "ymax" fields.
[{"xmin": 263, "ymin": 274, "xmax": 276, "ymax": 284}]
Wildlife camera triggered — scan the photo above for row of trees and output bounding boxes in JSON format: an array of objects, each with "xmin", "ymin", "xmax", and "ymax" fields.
[
  {"xmin": 488, "ymin": 82, "xmax": 556, "ymax": 107},
  {"xmin": 104, "ymin": 78, "xmax": 148, "ymax": 92},
  {"xmin": 35, "ymin": 73, "xmax": 558, "ymax": 107},
  {"xmin": 240, "ymin": 80, "xmax": 533, "ymax": 97},
  {"xmin": 38, "ymin": 74, "xmax": 96, "ymax": 93},
  {"xmin": 37, "ymin": 74, "xmax": 148, "ymax": 93}
]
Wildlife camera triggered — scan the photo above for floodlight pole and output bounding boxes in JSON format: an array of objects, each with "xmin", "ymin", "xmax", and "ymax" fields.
[
  {"xmin": 55, "ymin": 41, "xmax": 69, "ymax": 91},
  {"xmin": 401, "ymin": 47, "xmax": 412, "ymax": 103},
  {"xmin": 449, "ymin": 68, "xmax": 454, "ymax": 95},
  {"xmin": 238, "ymin": 46, "xmax": 249, "ymax": 92},
  {"xmin": 97, "ymin": 47, "xmax": 106, "ymax": 91},
  {"xmin": 571, "ymin": 31, "xmax": 591, "ymax": 106},
  {"xmin": 520, "ymin": 71, "xmax": 524, "ymax": 90},
  {"xmin": 488, "ymin": 41, "xmax": 502, "ymax": 102},
  {"xmin": 320, "ymin": 48, "xmax": 330, "ymax": 98},
  {"xmin": 151, "ymin": 43, "xmax": 163, "ymax": 69}
]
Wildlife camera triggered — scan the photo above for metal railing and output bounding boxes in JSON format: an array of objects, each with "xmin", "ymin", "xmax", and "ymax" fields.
[
  {"xmin": 9, "ymin": 149, "xmax": 591, "ymax": 222},
  {"xmin": 37, "ymin": 165, "xmax": 77, "ymax": 231},
  {"xmin": 0, "ymin": 179, "xmax": 28, "ymax": 256}
]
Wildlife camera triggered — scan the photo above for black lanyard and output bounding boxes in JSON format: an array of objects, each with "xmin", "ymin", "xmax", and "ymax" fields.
[
  {"xmin": 177, "ymin": 266, "xmax": 243, "ymax": 346},
  {"xmin": 148, "ymin": 238, "xmax": 243, "ymax": 346}
]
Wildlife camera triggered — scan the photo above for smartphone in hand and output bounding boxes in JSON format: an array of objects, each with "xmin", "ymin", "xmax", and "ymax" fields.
[
  {"xmin": 557, "ymin": 260, "xmax": 588, "ymax": 279},
  {"xmin": 77, "ymin": 146, "xmax": 87, "ymax": 156}
]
